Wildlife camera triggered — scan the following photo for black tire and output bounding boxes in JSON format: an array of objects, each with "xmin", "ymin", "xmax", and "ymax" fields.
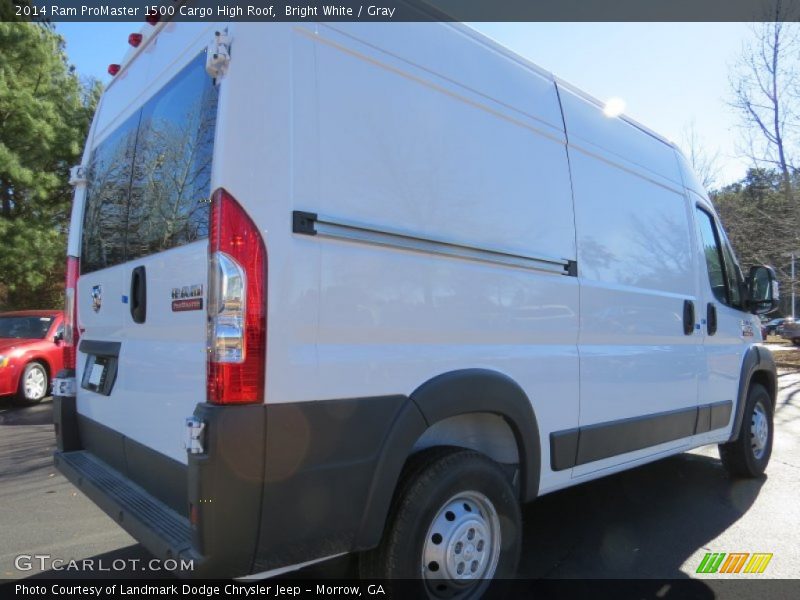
[
  {"xmin": 359, "ymin": 447, "xmax": 521, "ymax": 598},
  {"xmin": 718, "ymin": 383, "xmax": 773, "ymax": 478},
  {"xmin": 14, "ymin": 362, "xmax": 48, "ymax": 406},
  {"xmin": 793, "ymin": 338, "xmax": 800, "ymax": 346}
]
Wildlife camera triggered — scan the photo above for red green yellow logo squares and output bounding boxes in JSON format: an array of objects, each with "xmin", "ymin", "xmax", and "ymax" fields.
[{"xmin": 696, "ymin": 552, "xmax": 773, "ymax": 574}]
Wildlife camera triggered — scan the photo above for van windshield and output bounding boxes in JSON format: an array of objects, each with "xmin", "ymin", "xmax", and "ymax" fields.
[{"xmin": 81, "ymin": 53, "xmax": 219, "ymax": 274}]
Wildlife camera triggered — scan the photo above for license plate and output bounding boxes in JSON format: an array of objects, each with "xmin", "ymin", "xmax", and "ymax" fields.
[{"xmin": 81, "ymin": 354, "xmax": 115, "ymax": 395}]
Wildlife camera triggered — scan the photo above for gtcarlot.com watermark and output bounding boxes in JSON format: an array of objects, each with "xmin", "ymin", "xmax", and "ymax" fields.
[{"xmin": 14, "ymin": 554, "xmax": 194, "ymax": 573}]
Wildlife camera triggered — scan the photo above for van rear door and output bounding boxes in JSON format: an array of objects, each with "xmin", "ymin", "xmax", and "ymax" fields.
[{"xmin": 77, "ymin": 51, "xmax": 219, "ymax": 464}]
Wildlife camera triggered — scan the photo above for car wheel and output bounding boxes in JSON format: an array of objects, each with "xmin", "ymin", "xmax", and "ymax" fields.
[
  {"xmin": 718, "ymin": 384, "xmax": 773, "ymax": 478},
  {"xmin": 793, "ymin": 338, "xmax": 800, "ymax": 346},
  {"xmin": 14, "ymin": 362, "xmax": 48, "ymax": 406},
  {"xmin": 359, "ymin": 448, "xmax": 521, "ymax": 598}
]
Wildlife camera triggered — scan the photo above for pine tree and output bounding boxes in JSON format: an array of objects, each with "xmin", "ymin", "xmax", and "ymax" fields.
[{"xmin": 0, "ymin": 21, "xmax": 100, "ymax": 309}]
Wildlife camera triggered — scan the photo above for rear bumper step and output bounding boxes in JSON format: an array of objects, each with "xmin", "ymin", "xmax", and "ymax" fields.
[
  {"xmin": 54, "ymin": 450, "xmax": 195, "ymax": 565},
  {"xmin": 53, "ymin": 396, "xmax": 265, "ymax": 578}
]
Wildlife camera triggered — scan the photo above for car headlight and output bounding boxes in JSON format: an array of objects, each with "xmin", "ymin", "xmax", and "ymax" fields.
[{"xmin": 0, "ymin": 355, "xmax": 8, "ymax": 368}]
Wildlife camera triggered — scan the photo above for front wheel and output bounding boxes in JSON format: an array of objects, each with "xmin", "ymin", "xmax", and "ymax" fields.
[
  {"xmin": 718, "ymin": 383, "xmax": 773, "ymax": 478},
  {"xmin": 359, "ymin": 448, "xmax": 521, "ymax": 598},
  {"xmin": 14, "ymin": 362, "xmax": 48, "ymax": 406}
]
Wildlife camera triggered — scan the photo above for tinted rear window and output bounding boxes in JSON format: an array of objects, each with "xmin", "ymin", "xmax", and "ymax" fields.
[{"xmin": 81, "ymin": 53, "xmax": 218, "ymax": 274}]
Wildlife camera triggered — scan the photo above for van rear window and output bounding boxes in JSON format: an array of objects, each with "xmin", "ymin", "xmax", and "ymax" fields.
[{"xmin": 81, "ymin": 53, "xmax": 218, "ymax": 274}]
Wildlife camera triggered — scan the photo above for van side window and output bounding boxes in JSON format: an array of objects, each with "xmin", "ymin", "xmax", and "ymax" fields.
[
  {"xmin": 695, "ymin": 207, "xmax": 742, "ymax": 307},
  {"xmin": 720, "ymin": 234, "xmax": 743, "ymax": 306},
  {"xmin": 81, "ymin": 53, "xmax": 218, "ymax": 275}
]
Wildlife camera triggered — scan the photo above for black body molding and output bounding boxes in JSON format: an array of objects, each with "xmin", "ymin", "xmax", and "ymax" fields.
[
  {"xmin": 255, "ymin": 369, "xmax": 541, "ymax": 570},
  {"xmin": 550, "ymin": 345, "xmax": 778, "ymax": 471},
  {"xmin": 56, "ymin": 369, "xmax": 542, "ymax": 577},
  {"xmin": 729, "ymin": 345, "xmax": 777, "ymax": 442},
  {"xmin": 550, "ymin": 400, "xmax": 733, "ymax": 471},
  {"xmin": 254, "ymin": 395, "xmax": 409, "ymax": 572},
  {"xmin": 408, "ymin": 369, "xmax": 541, "ymax": 503}
]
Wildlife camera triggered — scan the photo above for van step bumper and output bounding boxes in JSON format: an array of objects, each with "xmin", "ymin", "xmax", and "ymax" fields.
[
  {"xmin": 53, "ymin": 395, "xmax": 265, "ymax": 578},
  {"xmin": 54, "ymin": 450, "xmax": 195, "ymax": 566}
]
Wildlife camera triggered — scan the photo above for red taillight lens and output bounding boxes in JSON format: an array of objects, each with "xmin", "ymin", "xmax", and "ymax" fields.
[
  {"xmin": 207, "ymin": 189, "xmax": 267, "ymax": 405},
  {"xmin": 64, "ymin": 256, "xmax": 80, "ymax": 370},
  {"xmin": 128, "ymin": 33, "xmax": 143, "ymax": 47},
  {"xmin": 108, "ymin": 64, "xmax": 120, "ymax": 76}
]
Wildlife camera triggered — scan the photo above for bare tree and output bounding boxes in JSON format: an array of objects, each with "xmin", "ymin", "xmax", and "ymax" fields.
[
  {"xmin": 680, "ymin": 121, "xmax": 722, "ymax": 191},
  {"xmin": 730, "ymin": 8, "xmax": 800, "ymax": 203}
]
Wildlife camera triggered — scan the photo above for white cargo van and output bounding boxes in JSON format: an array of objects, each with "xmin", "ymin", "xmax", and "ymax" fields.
[{"xmin": 54, "ymin": 20, "xmax": 779, "ymax": 592}]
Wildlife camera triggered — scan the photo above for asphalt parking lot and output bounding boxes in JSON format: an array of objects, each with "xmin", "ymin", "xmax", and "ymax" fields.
[{"xmin": 1, "ymin": 371, "xmax": 799, "ymax": 582}]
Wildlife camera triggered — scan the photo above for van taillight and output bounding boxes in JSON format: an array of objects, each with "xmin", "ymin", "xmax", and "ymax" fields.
[
  {"xmin": 207, "ymin": 189, "xmax": 267, "ymax": 405},
  {"xmin": 64, "ymin": 256, "xmax": 80, "ymax": 369}
]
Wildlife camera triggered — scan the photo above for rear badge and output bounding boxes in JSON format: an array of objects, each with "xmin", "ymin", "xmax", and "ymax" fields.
[
  {"xmin": 91, "ymin": 285, "xmax": 102, "ymax": 313},
  {"xmin": 172, "ymin": 284, "xmax": 204, "ymax": 312}
]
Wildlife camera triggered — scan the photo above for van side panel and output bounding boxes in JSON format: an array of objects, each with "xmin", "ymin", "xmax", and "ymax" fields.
[{"xmin": 277, "ymin": 23, "xmax": 580, "ymax": 494}]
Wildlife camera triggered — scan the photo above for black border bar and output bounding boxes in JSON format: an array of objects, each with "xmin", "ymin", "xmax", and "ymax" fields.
[{"xmin": 7, "ymin": 0, "xmax": 800, "ymax": 23}]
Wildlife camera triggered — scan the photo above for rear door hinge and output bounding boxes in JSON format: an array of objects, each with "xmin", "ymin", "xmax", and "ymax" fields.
[
  {"xmin": 52, "ymin": 376, "xmax": 77, "ymax": 398},
  {"xmin": 206, "ymin": 30, "xmax": 231, "ymax": 79},
  {"xmin": 184, "ymin": 417, "xmax": 206, "ymax": 455},
  {"xmin": 69, "ymin": 165, "xmax": 87, "ymax": 187}
]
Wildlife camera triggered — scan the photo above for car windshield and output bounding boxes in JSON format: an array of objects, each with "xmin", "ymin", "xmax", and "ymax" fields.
[{"xmin": 0, "ymin": 316, "xmax": 53, "ymax": 339}]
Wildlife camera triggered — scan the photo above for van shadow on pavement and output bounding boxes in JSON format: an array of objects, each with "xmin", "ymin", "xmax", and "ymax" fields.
[{"xmin": 518, "ymin": 452, "xmax": 764, "ymax": 583}]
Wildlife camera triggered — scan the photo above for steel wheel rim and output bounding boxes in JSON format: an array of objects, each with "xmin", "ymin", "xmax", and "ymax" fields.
[
  {"xmin": 750, "ymin": 400, "xmax": 769, "ymax": 460},
  {"xmin": 421, "ymin": 491, "xmax": 501, "ymax": 598}
]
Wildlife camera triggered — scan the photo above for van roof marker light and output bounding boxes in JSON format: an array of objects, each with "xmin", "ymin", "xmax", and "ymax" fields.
[
  {"xmin": 108, "ymin": 64, "xmax": 120, "ymax": 76},
  {"xmin": 128, "ymin": 33, "xmax": 143, "ymax": 47}
]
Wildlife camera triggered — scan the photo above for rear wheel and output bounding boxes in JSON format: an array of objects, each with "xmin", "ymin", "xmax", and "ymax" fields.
[
  {"xmin": 719, "ymin": 383, "xmax": 773, "ymax": 478},
  {"xmin": 14, "ymin": 362, "xmax": 48, "ymax": 406},
  {"xmin": 792, "ymin": 338, "xmax": 800, "ymax": 346},
  {"xmin": 359, "ymin": 448, "xmax": 521, "ymax": 598}
]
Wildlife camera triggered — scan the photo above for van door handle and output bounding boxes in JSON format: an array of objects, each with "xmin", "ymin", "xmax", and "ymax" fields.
[
  {"xmin": 683, "ymin": 300, "xmax": 695, "ymax": 335},
  {"xmin": 130, "ymin": 266, "xmax": 147, "ymax": 324},
  {"xmin": 707, "ymin": 303, "xmax": 717, "ymax": 336}
]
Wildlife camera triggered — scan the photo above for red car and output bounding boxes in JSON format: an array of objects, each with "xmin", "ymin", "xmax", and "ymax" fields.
[{"xmin": 0, "ymin": 310, "xmax": 65, "ymax": 405}]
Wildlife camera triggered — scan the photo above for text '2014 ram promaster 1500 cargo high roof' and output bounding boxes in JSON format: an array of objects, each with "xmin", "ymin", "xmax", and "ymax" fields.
[{"xmin": 52, "ymin": 20, "xmax": 780, "ymax": 594}]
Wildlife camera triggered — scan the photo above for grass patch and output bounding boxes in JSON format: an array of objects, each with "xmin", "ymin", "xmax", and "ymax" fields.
[{"xmin": 773, "ymin": 351, "xmax": 800, "ymax": 370}]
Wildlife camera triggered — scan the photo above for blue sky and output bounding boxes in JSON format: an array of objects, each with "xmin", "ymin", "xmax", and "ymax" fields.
[{"xmin": 57, "ymin": 22, "xmax": 754, "ymax": 186}]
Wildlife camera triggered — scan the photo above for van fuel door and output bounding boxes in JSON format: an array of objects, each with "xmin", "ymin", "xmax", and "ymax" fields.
[{"xmin": 206, "ymin": 30, "xmax": 231, "ymax": 79}]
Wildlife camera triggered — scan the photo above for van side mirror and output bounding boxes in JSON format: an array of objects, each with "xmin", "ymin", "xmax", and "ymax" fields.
[
  {"xmin": 54, "ymin": 331, "xmax": 64, "ymax": 345},
  {"xmin": 746, "ymin": 265, "xmax": 779, "ymax": 315}
]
